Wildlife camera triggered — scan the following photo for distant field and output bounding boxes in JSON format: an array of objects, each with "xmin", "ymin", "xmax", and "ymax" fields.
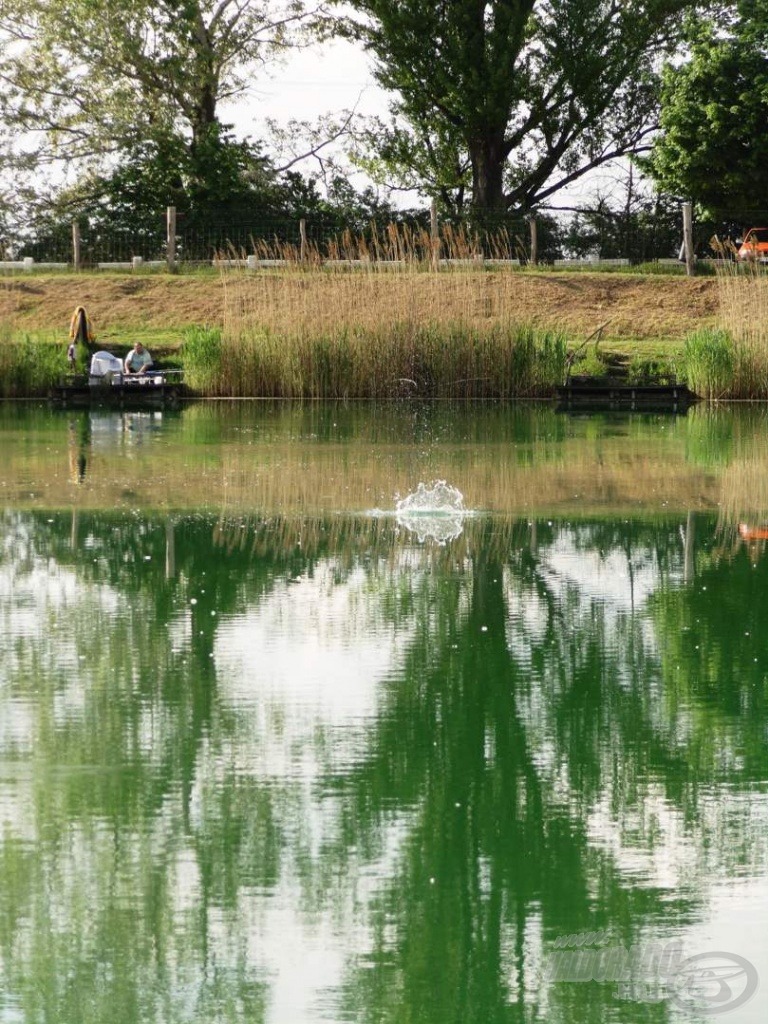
[{"xmin": 0, "ymin": 268, "xmax": 718, "ymax": 361}]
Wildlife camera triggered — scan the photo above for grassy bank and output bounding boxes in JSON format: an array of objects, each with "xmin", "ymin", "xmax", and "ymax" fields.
[
  {"xmin": 1, "ymin": 261, "xmax": 716, "ymax": 342},
  {"xmin": 0, "ymin": 244, "xmax": 731, "ymax": 398}
]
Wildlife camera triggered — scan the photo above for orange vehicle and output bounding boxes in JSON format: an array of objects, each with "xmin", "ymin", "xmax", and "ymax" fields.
[
  {"xmin": 739, "ymin": 524, "xmax": 768, "ymax": 541},
  {"xmin": 737, "ymin": 227, "xmax": 768, "ymax": 261}
]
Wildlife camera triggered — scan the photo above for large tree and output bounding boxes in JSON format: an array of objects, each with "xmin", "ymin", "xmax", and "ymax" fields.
[
  {"xmin": 339, "ymin": 0, "xmax": 705, "ymax": 216},
  {"xmin": 645, "ymin": 2, "xmax": 768, "ymax": 218},
  {"xmin": 0, "ymin": 1, "xmax": 338, "ymax": 239},
  {"xmin": 0, "ymin": 0, "xmax": 318, "ymax": 158}
]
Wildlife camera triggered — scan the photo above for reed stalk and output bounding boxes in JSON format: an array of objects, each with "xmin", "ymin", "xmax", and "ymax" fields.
[
  {"xmin": 0, "ymin": 332, "xmax": 66, "ymax": 397},
  {"xmin": 209, "ymin": 224, "xmax": 566, "ymax": 398},
  {"xmin": 709, "ymin": 246, "xmax": 768, "ymax": 397}
]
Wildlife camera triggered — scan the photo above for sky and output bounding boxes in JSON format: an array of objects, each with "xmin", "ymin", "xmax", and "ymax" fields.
[
  {"xmin": 221, "ymin": 35, "xmax": 637, "ymax": 213},
  {"xmin": 221, "ymin": 37, "xmax": 395, "ymax": 197},
  {"xmin": 235, "ymin": 38, "xmax": 383, "ymax": 126}
]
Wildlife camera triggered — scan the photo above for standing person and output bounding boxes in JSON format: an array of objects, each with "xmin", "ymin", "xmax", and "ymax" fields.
[
  {"xmin": 68, "ymin": 305, "xmax": 95, "ymax": 370},
  {"xmin": 124, "ymin": 342, "xmax": 153, "ymax": 375}
]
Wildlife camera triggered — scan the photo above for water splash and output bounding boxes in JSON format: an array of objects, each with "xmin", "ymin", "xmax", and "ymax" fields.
[
  {"xmin": 395, "ymin": 480, "xmax": 467, "ymax": 544},
  {"xmin": 395, "ymin": 480, "xmax": 465, "ymax": 515}
]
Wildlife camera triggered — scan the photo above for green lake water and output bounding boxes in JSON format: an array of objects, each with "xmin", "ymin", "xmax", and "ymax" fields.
[{"xmin": 1, "ymin": 401, "xmax": 768, "ymax": 1023}]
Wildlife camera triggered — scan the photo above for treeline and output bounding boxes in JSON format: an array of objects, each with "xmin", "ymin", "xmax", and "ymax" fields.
[{"xmin": 0, "ymin": 1, "xmax": 765, "ymax": 256}]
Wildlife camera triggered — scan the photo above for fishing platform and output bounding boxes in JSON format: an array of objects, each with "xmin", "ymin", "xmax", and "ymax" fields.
[
  {"xmin": 51, "ymin": 375, "xmax": 184, "ymax": 409},
  {"xmin": 556, "ymin": 379, "xmax": 698, "ymax": 412},
  {"xmin": 51, "ymin": 351, "xmax": 184, "ymax": 409}
]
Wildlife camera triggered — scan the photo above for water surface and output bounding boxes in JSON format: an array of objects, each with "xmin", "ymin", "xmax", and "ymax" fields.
[{"xmin": 1, "ymin": 401, "xmax": 767, "ymax": 1023}]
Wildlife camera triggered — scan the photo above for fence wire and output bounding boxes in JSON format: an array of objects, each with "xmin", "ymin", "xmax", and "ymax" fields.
[{"xmin": 6, "ymin": 207, "xmax": 768, "ymax": 268}]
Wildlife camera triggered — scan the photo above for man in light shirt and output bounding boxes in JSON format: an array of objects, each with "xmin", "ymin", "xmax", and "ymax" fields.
[{"xmin": 124, "ymin": 342, "xmax": 153, "ymax": 375}]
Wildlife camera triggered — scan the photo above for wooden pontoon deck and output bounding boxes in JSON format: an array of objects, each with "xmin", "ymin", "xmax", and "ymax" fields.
[
  {"xmin": 50, "ymin": 372, "xmax": 184, "ymax": 409},
  {"xmin": 556, "ymin": 380, "xmax": 698, "ymax": 412}
]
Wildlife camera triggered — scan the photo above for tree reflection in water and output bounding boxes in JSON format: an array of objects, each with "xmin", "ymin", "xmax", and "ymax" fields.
[{"xmin": 1, "ymin": 510, "xmax": 767, "ymax": 1024}]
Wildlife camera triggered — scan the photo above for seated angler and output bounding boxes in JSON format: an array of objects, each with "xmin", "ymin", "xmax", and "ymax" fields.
[{"xmin": 124, "ymin": 342, "xmax": 153, "ymax": 375}]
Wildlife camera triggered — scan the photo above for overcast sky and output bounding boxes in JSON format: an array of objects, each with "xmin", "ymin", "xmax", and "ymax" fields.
[
  {"xmin": 221, "ymin": 35, "xmax": 639, "ymax": 213},
  {"xmin": 238, "ymin": 38, "xmax": 382, "ymax": 125},
  {"xmin": 221, "ymin": 37, "xmax": 397, "ymax": 197}
]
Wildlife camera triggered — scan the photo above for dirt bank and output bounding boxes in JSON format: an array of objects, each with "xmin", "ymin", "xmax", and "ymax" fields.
[{"xmin": 0, "ymin": 269, "xmax": 718, "ymax": 344}]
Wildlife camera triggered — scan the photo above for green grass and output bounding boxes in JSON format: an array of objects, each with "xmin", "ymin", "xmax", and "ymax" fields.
[
  {"xmin": 201, "ymin": 321, "xmax": 568, "ymax": 399},
  {"xmin": 682, "ymin": 328, "xmax": 735, "ymax": 400},
  {"xmin": 97, "ymin": 326, "xmax": 183, "ymax": 352},
  {"xmin": 0, "ymin": 333, "xmax": 69, "ymax": 397},
  {"xmin": 0, "ymin": 264, "xmax": 223, "ymax": 279}
]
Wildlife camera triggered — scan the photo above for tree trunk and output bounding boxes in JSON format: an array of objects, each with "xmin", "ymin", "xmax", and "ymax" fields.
[
  {"xmin": 190, "ymin": 86, "xmax": 218, "ymax": 157},
  {"xmin": 469, "ymin": 134, "xmax": 508, "ymax": 216},
  {"xmin": 189, "ymin": 9, "xmax": 218, "ymax": 155}
]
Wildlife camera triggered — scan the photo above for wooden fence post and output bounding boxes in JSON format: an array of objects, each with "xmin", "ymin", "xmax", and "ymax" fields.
[
  {"xmin": 528, "ymin": 214, "xmax": 538, "ymax": 266},
  {"xmin": 299, "ymin": 218, "xmax": 308, "ymax": 263},
  {"xmin": 72, "ymin": 221, "xmax": 81, "ymax": 271},
  {"xmin": 166, "ymin": 205, "xmax": 177, "ymax": 271},
  {"xmin": 682, "ymin": 202, "xmax": 695, "ymax": 277},
  {"xmin": 430, "ymin": 199, "xmax": 440, "ymax": 270}
]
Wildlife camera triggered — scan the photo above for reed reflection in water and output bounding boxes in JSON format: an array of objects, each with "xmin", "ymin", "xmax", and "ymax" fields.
[{"xmin": 9, "ymin": 400, "xmax": 768, "ymax": 519}]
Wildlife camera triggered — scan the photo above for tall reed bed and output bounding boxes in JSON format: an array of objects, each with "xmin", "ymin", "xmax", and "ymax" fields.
[
  {"xmin": 682, "ymin": 328, "xmax": 735, "ymax": 400},
  {"xmin": 207, "ymin": 226, "xmax": 565, "ymax": 398},
  {"xmin": 0, "ymin": 331, "xmax": 66, "ymax": 397},
  {"xmin": 247, "ymin": 220, "xmax": 526, "ymax": 266},
  {"xmin": 698, "ymin": 249, "xmax": 768, "ymax": 397}
]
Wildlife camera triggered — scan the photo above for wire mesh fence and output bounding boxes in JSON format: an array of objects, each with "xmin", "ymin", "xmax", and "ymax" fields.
[{"xmin": 5, "ymin": 205, "xmax": 768, "ymax": 269}]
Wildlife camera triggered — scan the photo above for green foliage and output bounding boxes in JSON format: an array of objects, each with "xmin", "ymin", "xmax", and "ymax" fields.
[
  {"xmin": 182, "ymin": 326, "xmax": 223, "ymax": 392},
  {"xmin": 29, "ymin": 133, "xmax": 307, "ymax": 259},
  {"xmin": 340, "ymin": 0, "xmax": 697, "ymax": 214},
  {"xmin": 626, "ymin": 355, "xmax": 677, "ymax": 385},
  {"xmin": 0, "ymin": 334, "xmax": 67, "ymax": 397},
  {"xmin": 683, "ymin": 328, "xmax": 735, "ymax": 399},
  {"xmin": 21, "ymin": 139, "xmax": 404, "ymax": 261},
  {"xmin": 562, "ymin": 192, "xmax": 682, "ymax": 262},
  {"xmin": 0, "ymin": 1, "xmax": 313, "ymax": 163},
  {"xmin": 646, "ymin": 5, "xmax": 768, "ymax": 217},
  {"xmin": 572, "ymin": 348, "xmax": 611, "ymax": 380},
  {"xmin": 0, "ymin": 1, "xmax": 325, "ymax": 247}
]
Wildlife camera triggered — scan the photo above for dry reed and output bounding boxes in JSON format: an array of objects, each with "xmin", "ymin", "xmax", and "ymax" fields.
[
  {"xmin": 710, "ymin": 241, "xmax": 768, "ymax": 397},
  {"xmin": 207, "ymin": 224, "xmax": 563, "ymax": 398}
]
